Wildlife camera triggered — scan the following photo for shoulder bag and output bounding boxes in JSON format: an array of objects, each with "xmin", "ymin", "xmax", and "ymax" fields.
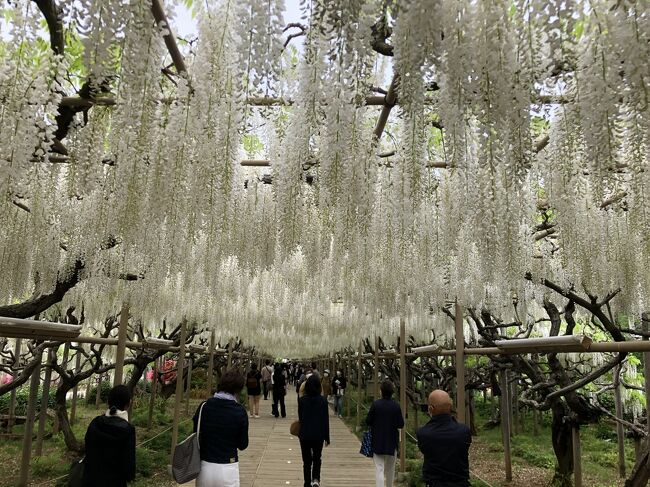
[
  {"xmin": 360, "ymin": 428, "xmax": 373, "ymax": 458},
  {"xmin": 172, "ymin": 401, "xmax": 206, "ymax": 483}
]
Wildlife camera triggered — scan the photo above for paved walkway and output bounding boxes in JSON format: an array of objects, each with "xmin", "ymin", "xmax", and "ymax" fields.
[{"xmin": 179, "ymin": 392, "xmax": 376, "ymax": 487}]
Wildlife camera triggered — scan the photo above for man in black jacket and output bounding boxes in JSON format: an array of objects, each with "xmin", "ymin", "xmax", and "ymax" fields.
[{"xmin": 416, "ymin": 390, "xmax": 471, "ymax": 487}]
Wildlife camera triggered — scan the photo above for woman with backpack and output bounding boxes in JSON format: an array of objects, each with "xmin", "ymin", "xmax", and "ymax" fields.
[
  {"xmin": 82, "ymin": 385, "xmax": 136, "ymax": 487},
  {"xmin": 246, "ymin": 363, "xmax": 262, "ymax": 418},
  {"xmin": 298, "ymin": 375, "xmax": 330, "ymax": 487}
]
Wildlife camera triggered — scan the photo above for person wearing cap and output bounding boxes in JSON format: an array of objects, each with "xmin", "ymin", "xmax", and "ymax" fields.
[{"xmin": 416, "ymin": 390, "xmax": 471, "ymax": 487}]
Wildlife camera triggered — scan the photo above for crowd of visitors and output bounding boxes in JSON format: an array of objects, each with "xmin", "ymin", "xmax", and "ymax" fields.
[{"xmin": 77, "ymin": 361, "xmax": 470, "ymax": 487}]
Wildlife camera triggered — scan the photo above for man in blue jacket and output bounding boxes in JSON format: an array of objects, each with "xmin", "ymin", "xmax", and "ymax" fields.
[{"xmin": 416, "ymin": 390, "xmax": 471, "ymax": 487}]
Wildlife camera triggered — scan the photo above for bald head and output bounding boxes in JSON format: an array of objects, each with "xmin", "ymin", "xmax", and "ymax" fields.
[{"xmin": 428, "ymin": 389, "xmax": 453, "ymax": 415}]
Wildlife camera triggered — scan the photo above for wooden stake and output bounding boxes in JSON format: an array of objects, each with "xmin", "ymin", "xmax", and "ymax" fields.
[
  {"xmin": 512, "ymin": 381, "xmax": 519, "ymax": 435},
  {"xmin": 357, "ymin": 341, "xmax": 362, "ymax": 431},
  {"xmin": 399, "ymin": 317, "xmax": 407, "ymax": 473},
  {"xmin": 185, "ymin": 356, "xmax": 193, "ymax": 415},
  {"xmin": 35, "ymin": 348, "xmax": 54, "ymax": 456},
  {"xmin": 572, "ymin": 423, "xmax": 583, "ymax": 487},
  {"xmin": 7, "ymin": 338, "xmax": 22, "ymax": 433},
  {"xmin": 170, "ymin": 320, "xmax": 187, "ymax": 463},
  {"xmin": 95, "ymin": 373, "xmax": 103, "ymax": 407},
  {"xmin": 374, "ymin": 335, "xmax": 380, "ymax": 400},
  {"xmin": 614, "ymin": 364, "xmax": 626, "ymax": 478},
  {"xmin": 147, "ymin": 357, "xmax": 159, "ymax": 429},
  {"xmin": 70, "ymin": 347, "xmax": 81, "ymax": 425},
  {"xmin": 643, "ymin": 312, "xmax": 650, "ymax": 435},
  {"xmin": 113, "ymin": 303, "xmax": 129, "ymax": 386},
  {"xmin": 18, "ymin": 354, "xmax": 42, "ymax": 487},
  {"xmin": 499, "ymin": 369, "xmax": 512, "ymax": 481},
  {"xmin": 206, "ymin": 330, "xmax": 215, "ymax": 396},
  {"xmin": 455, "ymin": 301, "xmax": 466, "ymax": 424}
]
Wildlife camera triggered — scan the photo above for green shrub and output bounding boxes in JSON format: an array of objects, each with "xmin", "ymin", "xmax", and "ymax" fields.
[
  {"xmin": 85, "ymin": 381, "xmax": 112, "ymax": 405},
  {"xmin": 31, "ymin": 453, "xmax": 69, "ymax": 478},
  {"xmin": 0, "ymin": 385, "xmax": 56, "ymax": 415},
  {"xmin": 593, "ymin": 419, "xmax": 617, "ymax": 441}
]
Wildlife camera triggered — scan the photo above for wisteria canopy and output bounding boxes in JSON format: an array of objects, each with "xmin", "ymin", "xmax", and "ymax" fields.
[{"xmin": 0, "ymin": 0, "xmax": 648, "ymax": 355}]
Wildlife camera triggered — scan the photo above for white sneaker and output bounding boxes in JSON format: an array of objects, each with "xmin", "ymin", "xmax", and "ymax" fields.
[
  {"xmin": 311, "ymin": 480, "xmax": 320, "ymax": 487},
  {"xmin": 254, "ymin": 414, "xmax": 260, "ymax": 418}
]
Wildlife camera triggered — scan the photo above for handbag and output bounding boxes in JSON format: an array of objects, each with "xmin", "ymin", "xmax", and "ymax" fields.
[
  {"xmin": 360, "ymin": 429, "xmax": 373, "ymax": 457},
  {"xmin": 290, "ymin": 420, "xmax": 301, "ymax": 436},
  {"xmin": 67, "ymin": 457, "xmax": 84, "ymax": 487},
  {"xmin": 172, "ymin": 401, "xmax": 206, "ymax": 483}
]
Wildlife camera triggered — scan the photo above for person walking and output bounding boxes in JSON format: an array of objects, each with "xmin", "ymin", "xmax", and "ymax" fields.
[
  {"xmin": 331, "ymin": 369, "xmax": 347, "ymax": 418},
  {"xmin": 417, "ymin": 390, "xmax": 471, "ymax": 487},
  {"xmin": 298, "ymin": 375, "xmax": 330, "ymax": 487},
  {"xmin": 246, "ymin": 364, "xmax": 262, "ymax": 418},
  {"xmin": 82, "ymin": 385, "xmax": 136, "ymax": 487},
  {"xmin": 366, "ymin": 380, "xmax": 404, "ymax": 487},
  {"xmin": 321, "ymin": 370, "xmax": 332, "ymax": 399},
  {"xmin": 261, "ymin": 360, "xmax": 273, "ymax": 400},
  {"xmin": 193, "ymin": 369, "xmax": 249, "ymax": 487},
  {"xmin": 272, "ymin": 363, "xmax": 287, "ymax": 418}
]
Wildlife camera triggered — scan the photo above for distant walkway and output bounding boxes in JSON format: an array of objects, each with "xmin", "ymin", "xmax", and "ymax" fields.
[{"xmin": 179, "ymin": 392, "xmax": 376, "ymax": 486}]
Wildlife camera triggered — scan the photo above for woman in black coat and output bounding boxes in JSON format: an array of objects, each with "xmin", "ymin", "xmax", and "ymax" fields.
[
  {"xmin": 82, "ymin": 385, "xmax": 136, "ymax": 487},
  {"xmin": 272, "ymin": 364, "xmax": 287, "ymax": 418},
  {"xmin": 298, "ymin": 375, "xmax": 330, "ymax": 487},
  {"xmin": 365, "ymin": 380, "xmax": 404, "ymax": 487}
]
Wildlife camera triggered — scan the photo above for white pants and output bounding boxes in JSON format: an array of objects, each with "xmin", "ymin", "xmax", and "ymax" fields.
[
  {"xmin": 373, "ymin": 452, "xmax": 397, "ymax": 487},
  {"xmin": 196, "ymin": 461, "xmax": 240, "ymax": 487}
]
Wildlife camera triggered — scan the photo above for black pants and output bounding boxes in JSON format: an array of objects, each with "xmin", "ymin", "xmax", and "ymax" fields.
[
  {"xmin": 262, "ymin": 381, "xmax": 270, "ymax": 400},
  {"xmin": 272, "ymin": 391, "xmax": 286, "ymax": 417},
  {"xmin": 299, "ymin": 438, "xmax": 323, "ymax": 487}
]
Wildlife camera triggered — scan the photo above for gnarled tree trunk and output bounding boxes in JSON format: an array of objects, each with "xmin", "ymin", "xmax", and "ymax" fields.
[{"xmin": 550, "ymin": 400, "xmax": 573, "ymax": 487}]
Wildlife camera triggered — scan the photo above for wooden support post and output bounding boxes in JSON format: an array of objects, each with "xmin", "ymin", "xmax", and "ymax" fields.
[
  {"xmin": 147, "ymin": 357, "xmax": 159, "ymax": 429},
  {"xmin": 35, "ymin": 348, "xmax": 54, "ymax": 456},
  {"xmin": 113, "ymin": 303, "xmax": 129, "ymax": 386},
  {"xmin": 227, "ymin": 340, "xmax": 233, "ymax": 370},
  {"xmin": 455, "ymin": 301, "xmax": 466, "ymax": 424},
  {"xmin": 357, "ymin": 341, "xmax": 362, "ymax": 431},
  {"xmin": 185, "ymin": 356, "xmax": 193, "ymax": 415},
  {"xmin": 95, "ymin": 374, "xmax": 103, "ymax": 407},
  {"xmin": 346, "ymin": 357, "xmax": 351, "ymax": 417},
  {"xmin": 170, "ymin": 320, "xmax": 187, "ymax": 464},
  {"xmin": 614, "ymin": 364, "xmax": 626, "ymax": 477},
  {"xmin": 512, "ymin": 381, "xmax": 519, "ymax": 435},
  {"xmin": 643, "ymin": 312, "xmax": 650, "ymax": 435},
  {"xmin": 499, "ymin": 369, "xmax": 512, "ymax": 481},
  {"xmin": 207, "ymin": 331, "xmax": 215, "ymax": 395},
  {"xmin": 374, "ymin": 336, "xmax": 380, "ymax": 400},
  {"xmin": 18, "ymin": 354, "xmax": 42, "ymax": 487},
  {"xmin": 573, "ymin": 423, "xmax": 583, "ymax": 487},
  {"xmin": 70, "ymin": 347, "xmax": 81, "ymax": 425},
  {"xmin": 7, "ymin": 338, "xmax": 22, "ymax": 433},
  {"xmin": 399, "ymin": 317, "xmax": 407, "ymax": 473}
]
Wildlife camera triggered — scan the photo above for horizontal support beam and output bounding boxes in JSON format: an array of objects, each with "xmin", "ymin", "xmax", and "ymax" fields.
[{"xmin": 60, "ymin": 97, "xmax": 116, "ymax": 108}]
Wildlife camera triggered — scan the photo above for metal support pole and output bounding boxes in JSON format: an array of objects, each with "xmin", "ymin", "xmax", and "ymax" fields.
[
  {"xmin": 572, "ymin": 423, "xmax": 583, "ymax": 487},
  {"xmin": 18, "ymin": 355, "xmax": 42, "ymax": 487},
  {"xmin": 35, "ymin": 348, "xmax": 54, "ymax": 456},
  {"xmin": 113, "ymin": 303, "xmax": 129, "ymax": 386},
  {"xmin": 499, "ymin": 369, "xmax": 512, "ymax": 481},
  {"xmin": 613, "ymin": 364, "xmax": 626, "ymax": 478},
  {"xmin": 170, "ymin": 320, "xmax": 187, "ymax": 463},
  {"xmin": 147, "ymin": 357, "xmax": 159, "ymax": 429},
  {"xmin": 455, "ymin": 301, "xmax": 466, "ymax": 424},
  {"xmin": 399, "ymin": 317, "xmax": 407, "ymax": 473},
  {"xmin": 207, "ymin": 330, "xmax": 215, "ymax": 395},
  {"xmin": 70, "ymin": 347, "xmax": 81, "ymax": 425}
]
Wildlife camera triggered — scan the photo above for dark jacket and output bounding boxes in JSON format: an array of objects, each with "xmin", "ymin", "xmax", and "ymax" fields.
[
  {"xmin": 246, "ymin": 371, "xmax": 262, "ymax": 396},
  {"xmin": 82, "ymin": 414, "xmax": 136, "ymax": 487},
  {"xmin": 365, "ymin": 398, "xmax": 404, "ymax": 455},
  {"xmin": 416, "ymin": 414, "xmax": 471, "ymax": 486},
  {"xmin": 273, "ymin": 370, "xmax": 286, "ymax": 394},
  {"xmin": 332, "ymin": 375, "xmax": 346, "ymax": 395},
  {"xmin": 194, "ymin": 397, "xmax": 249, "ymax": 464},
  {"xmin": 298, "ymin": 395, "xmax": 330, "ymax": 444}
]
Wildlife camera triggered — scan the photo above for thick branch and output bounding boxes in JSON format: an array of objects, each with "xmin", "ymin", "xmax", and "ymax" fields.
[{"xmin": 33, "ymin": 0, "xmax": 64, "ymax": 55}]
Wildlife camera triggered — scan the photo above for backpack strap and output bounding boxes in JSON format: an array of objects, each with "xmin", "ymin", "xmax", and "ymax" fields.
[{"xmin": 196, "ymin": 401, "xmax": 206, "ymax": 447}]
